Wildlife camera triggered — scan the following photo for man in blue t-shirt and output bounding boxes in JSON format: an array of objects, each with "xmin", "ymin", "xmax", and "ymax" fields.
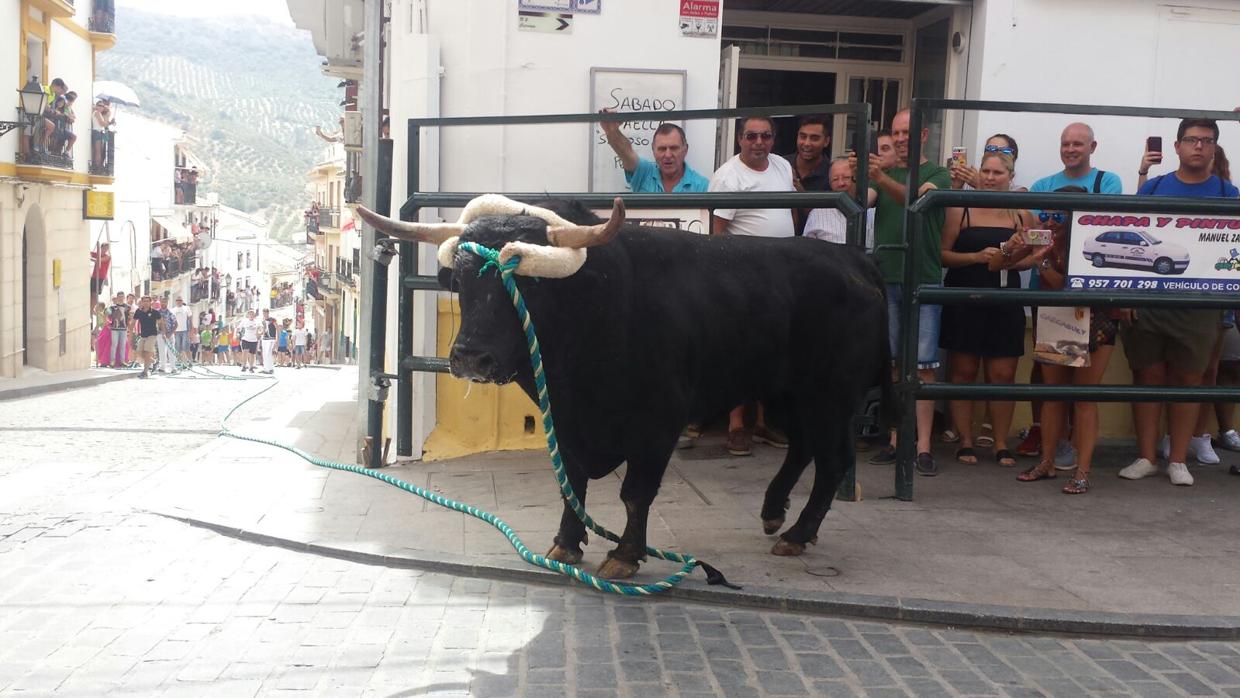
[
  {"xmin": 1030, "ymin": 122, "xmax": 1123, "ymax": 195},
  {"xmin": 1119, "ymin": 118, "xmax": 1239, "ymax": 488},
  {"xmin": 598, "ymin": 108, "xmax": 709, "ymax": 193}
]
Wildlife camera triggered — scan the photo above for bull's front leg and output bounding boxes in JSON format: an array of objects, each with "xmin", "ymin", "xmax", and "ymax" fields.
[
  {"xmin": 595, "ymin": 459, "xmax": 668, "ymax": 580},
  {"xmin": 546, "ymin": 468, "xmax": 589, "ymax": 566},
  {"xmin": 773, "ymin": 420, "xmax": 852, "ymax": 557}
]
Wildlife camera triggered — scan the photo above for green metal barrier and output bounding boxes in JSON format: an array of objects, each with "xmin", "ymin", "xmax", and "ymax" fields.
[
  {"xmin": 894, "ymin": 98, "xmax": 1240, "ymax": 500},
  {"xmin": 375, "ymin": 102, "xmax": 874, "ymax": 473}
]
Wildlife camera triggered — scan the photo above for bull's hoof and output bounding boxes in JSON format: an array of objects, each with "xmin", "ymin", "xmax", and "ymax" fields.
[
  {"xmin": 596, "ymin": 555, "xmax": 640, "ymax": 580},
  {"xmin": 762, "ymin": 517, "xmax": 784, "ymax": 535},
  {"xmin": 545, "ymin": 544, "xmax": 584, "ymax": 566},
  {"xmin": 770, "ymin": 535, "xmax": 818, "ymax": 557}
]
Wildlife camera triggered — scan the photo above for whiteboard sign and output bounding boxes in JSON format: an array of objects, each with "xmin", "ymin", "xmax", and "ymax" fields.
[
  {"xmin": 589, "ymin": 68, "xmax": 687, "ymax": 193},
  {"xmin": 592, "ymin": 208, "xmax": 710, "ymax": 235}
]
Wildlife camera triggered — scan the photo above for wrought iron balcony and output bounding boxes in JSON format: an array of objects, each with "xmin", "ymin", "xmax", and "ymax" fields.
[
  {"xmin": 89, "ymin": 1, "xmax": 115, "ymax": 34},
  {"xmin": 90, "ymin": 130, "xmax": 115, "ymax": 177}
]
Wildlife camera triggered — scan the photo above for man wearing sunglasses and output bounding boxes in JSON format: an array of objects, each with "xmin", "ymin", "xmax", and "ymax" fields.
[
  {"xmin": 710, "ymin": 116, "xmax": 796, "ymax": 456},
  {"xmin": 1120, "ymin": 118, "xmax": 1239, "ymax": 487}
]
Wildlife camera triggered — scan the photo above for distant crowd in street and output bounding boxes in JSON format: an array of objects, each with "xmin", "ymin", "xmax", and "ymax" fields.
[
  {"xmin": 601, "ymin": 108, "xmax": 1240, "ymax": 489},
  {"xmin": 92, "ymin": 294, "xmax": 319, "ymax": 378}
]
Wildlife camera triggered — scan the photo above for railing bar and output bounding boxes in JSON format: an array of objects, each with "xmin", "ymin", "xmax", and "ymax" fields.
[
  {"xmin": 909, "ymin": 189, "xmax": 1240, "ymax": 215},
  {"xmin": 407, "ymin": 104, "xmax": 866, "ymax": 128},
  {"xmin": 918, "ymin": 98, "xmax": 1240, "ymax": 123},
  {"xmin": 917, "ymin": 288, "xmax": 1240, "ymax": 309}
]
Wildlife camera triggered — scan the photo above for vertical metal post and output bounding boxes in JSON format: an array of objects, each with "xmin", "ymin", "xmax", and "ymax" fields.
[
  {"xmin": 396, "ymin": 123, "xmax": 420, "ymax": 457},
  {"xmin": 895, "ymin": 101, "xmax": 926, "ymax": 501},
  {"xmin": 360, "ymin": 0, "xmax": 386, "ymax": 466},
  {"xmin": 850, "ymin": 105, "xmax": 871, "ymax": 250}
]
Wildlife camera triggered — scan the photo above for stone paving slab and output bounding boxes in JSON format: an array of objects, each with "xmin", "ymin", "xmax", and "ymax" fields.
[
  {"xmin": 0, "ymin": 366, "xmax": 137, "ymax": 401},
  {"xmin": 125, "ymin": 365, "xmax": 1240, "ymax": 634}
]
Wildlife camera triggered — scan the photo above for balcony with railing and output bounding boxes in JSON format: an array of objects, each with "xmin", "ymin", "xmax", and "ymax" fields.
[
  {"xmin": 89, "ymin": 130, "xmax": 115, "ymax": 180},
  {"xmin": 90, "ymin": 0, "xmax": 116, "ymax": 35},
  {"xmin": 16, "ymin": 108, "xmax": 74, "ymax": 179},
  {"xmin": 30, "ymin": 0, "xmax": 75, "ymax": 19}
]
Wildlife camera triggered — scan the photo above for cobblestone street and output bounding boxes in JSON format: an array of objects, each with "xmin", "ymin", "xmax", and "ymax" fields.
[{"xmin": 3, "ymin": 372, "xmax": 1240, "ymax": 696}]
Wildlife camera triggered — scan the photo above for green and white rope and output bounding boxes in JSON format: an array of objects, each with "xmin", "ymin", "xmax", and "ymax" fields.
[{"xmin": 216, "ymin": 241, "xmax": 733, "ymax": 596}]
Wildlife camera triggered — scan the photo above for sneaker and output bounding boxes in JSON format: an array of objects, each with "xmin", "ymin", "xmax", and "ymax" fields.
[
  {"xmin": 1016, "ymin": 425, "xmax": 1042, "ymax": 457},
  {"xmin": 1168, "ymin": 461, "xmax": 1194, "ymax": 486},
  {"xmin": 1053, "ymin": 439, "xmax": 1077, "ymax": 471},
  {"xmin": 1158, "ymin": 434, "xmax": 1170, "ymax": 460},
  {"xmin": 868, "ymin": 445, "xmax": 897, "ymax": 465},
  {"xmin": 725, "ymin": 429, "xmax": 751, "ymax": 457},
  {"xmin": 138, "ymin": 370, "xmax": 149, "ymax": 379},
  {"xmin": 915, "ymin": 451, "xmax": 938, "ymax": 477},
  {"xmin": 752, "ymin": 425, "xmax": 789, "ymax": 449},
  {"xmin": 1219, "ymin": 429, "xmax": 1240, "ymax": 452},
  {"xmin": 1189, "ymin": 434, "xmax": 1221, "ymax": 464},
  {"xmin": 1119, "ymin": 457, "xmax": 1158, "ymax": 480}
]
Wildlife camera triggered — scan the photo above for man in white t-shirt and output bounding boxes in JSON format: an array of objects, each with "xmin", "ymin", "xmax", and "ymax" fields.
[
  {"xmin": 292, "ymin": 323, "xmax": 309, "ymax": 369},
  {"xmin": 709, "ymin": 116, "xmax": 796, "ymax": 238},
  {"xmin": 238, "ymin": 310, "xmax": 261, "ymax": 373},
  {"xmin": 708, "ymin": 116, "xmax": 795, "ymax": 457},
  {"xmin": 171, "ymin": 297, "xmax": 193, "ymax": 364}
]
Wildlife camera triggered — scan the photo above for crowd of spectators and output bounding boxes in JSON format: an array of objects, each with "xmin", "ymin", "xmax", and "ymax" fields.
[
  {"xmin": 270, "ymin": 282, "xmax": 297, "ymax": 308},
  {"xmin": 190, "ymin": 267, "xmax": 222, "ymax": 303},
  {"xmin": 174, "ymin": 167, "xmax": 200, "ymax": 204},
  {"xmin": 150, "ymin": 240, "xmax": 199, "ymax": 281},
  {"xmin": 27, "ymin": 77, "xmax": 77, "ymax": 159},
  {"xmin": 601, "ymin": 109, "xmax": 1240, "ymax": 489},
  {"xmin": 92, "ymin": 293, "xmax": 319, "ymax": 375}
]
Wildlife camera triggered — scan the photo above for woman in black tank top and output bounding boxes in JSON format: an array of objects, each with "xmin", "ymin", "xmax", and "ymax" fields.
[{"xmin": 939, "ymin": 152, "xmax": 1033, "ymax": 468}]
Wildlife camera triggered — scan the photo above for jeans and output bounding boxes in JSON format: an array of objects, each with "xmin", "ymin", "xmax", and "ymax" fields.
[
  {"xmin": 885, "ymin": 283, "xmax": 942, "ymax": 370},
  {"xmin": 110, "ymin": 329, "xmax": 126, "ymax": 366}
]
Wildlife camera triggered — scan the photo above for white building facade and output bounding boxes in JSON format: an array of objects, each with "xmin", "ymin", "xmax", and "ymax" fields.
[
  {"xmin": 1, "ymin": 0, "xmax": 117, "ymax": 378},
  {"xmin": 287, "ymin": 0, "xmax": 1240, "ymax": 460}
]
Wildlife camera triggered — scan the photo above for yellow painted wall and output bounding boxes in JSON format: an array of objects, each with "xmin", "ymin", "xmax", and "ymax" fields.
[{"xmin": 422, "ymin": 298, "xmax": 544, "ymax": 461}]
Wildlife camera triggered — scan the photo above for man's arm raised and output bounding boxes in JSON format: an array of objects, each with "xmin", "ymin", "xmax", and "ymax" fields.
[{"xmin": 598, "ymin": 108, "xmax": 639, "ymax": 173}]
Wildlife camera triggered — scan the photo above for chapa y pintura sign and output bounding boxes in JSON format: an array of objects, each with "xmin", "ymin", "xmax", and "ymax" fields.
[{"xmin": 1067, "ymin": 210, "xmax": 1240, "ymax": 292}]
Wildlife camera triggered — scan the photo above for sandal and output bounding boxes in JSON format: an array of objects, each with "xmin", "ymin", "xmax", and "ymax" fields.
[
  {"xmin": 941, "ymin": 429, "xmax": 960, "ymax": 444},
  {"xmin": 955, "ymin": 447, "xmax": 978, "ymax": 465},
  {"xmin": 976, "ymin": 423, "xmax": 995, "ymax": 448},
  {"xmin": 995, "ymin": 449, "xmax": 1016, "ymax": 468},
  {"xmin": 1016, "ymin": 463, "xmax": 1056, "ymax": 482},
  {"xmin": 1062, "ymin": 477, "xmax": 1090, "ymax": 494}
]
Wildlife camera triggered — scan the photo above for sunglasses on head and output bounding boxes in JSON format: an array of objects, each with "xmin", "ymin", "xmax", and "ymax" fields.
[
  {"xmin": 984, "ymin": 145, "xmax": 1015, "ymax": 156},
  {"xmin": 1037, "ymin": 211, "xmax": 1067, "ymax": 224},
  {"xmin": 742, "ymin": 131, "xmax": 774, "ymax": 142}
]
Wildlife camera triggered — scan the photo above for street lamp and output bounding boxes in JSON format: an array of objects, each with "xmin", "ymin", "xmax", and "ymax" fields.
[{"xmin": 1, "ymin": 77, "xmax": 45, "ymax": 139}]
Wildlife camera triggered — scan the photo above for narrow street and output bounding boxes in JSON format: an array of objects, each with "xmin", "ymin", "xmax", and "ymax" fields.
[{"xmin": 2, "ymin": 374, "xmax": 1240, "ymax": 696}]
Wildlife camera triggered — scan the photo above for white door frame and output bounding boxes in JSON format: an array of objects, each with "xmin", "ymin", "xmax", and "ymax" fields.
[{"xmin": 736, "ymin": 54, "xmax": 909, "ymax": 157}]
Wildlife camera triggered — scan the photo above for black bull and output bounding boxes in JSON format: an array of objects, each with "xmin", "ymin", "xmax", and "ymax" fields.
[{"xmin": 434, "ymin": 201, "xmax": 894, "ymax": 580}]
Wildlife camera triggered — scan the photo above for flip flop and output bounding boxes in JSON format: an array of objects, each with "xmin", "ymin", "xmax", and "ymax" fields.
[{"xmin": 1016, "ymin": 464, "xmax": 1056, "ymax": 482}]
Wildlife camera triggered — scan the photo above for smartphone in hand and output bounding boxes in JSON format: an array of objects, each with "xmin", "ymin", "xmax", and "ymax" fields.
[
  {"xmin": 951, "ymin": 146, "xmax": 968, "ymax": 169},
  {"xmin": 1024, "ymin": 229, "xmax": 1053, "ymax": 246},
  {"xmin": 1146, "ymin": 136, "xmax": 1162, "ymax": 153}
]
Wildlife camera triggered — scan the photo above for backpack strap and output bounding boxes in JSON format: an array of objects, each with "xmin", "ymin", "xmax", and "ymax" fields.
[{"xmin": 1093, "ymin": 169, "xmax": 1105, "ymax": 193}]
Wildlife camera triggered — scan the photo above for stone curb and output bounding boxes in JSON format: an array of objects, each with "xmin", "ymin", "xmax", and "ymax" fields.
[
  {"xmin": 150, "ymin": 511, "xmax": 1240, "ymax": 640},
  {"xmin": 0, "ymin": 371, "xmax": 137, "ymax": 402}
]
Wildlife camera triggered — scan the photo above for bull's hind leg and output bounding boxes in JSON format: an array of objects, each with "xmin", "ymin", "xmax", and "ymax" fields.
[
  {"xmin": 761, "ymin": 421, "xmax": 811, "ymax": 534},
  {"xmin": 773, "ymin": 412, "xmax": 853, "ymax": 557},
  {"xmin": 546, "ymin": 468, "xmax": 589, "ymax": 566}
]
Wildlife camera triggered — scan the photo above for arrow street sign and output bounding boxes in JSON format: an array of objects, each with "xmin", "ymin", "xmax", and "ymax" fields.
[{"xmin": 518, "ymin": 11, "xmax": 573, "ymax": 34}]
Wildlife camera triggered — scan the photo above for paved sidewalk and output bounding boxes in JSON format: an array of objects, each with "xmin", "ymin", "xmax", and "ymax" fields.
[
  {"xmin": 0, "ymin": 366, "xmax": 136, "ymax": 401},
  {"xmin": 130, "ymin": 366, "xmax": 1240, "ymax": 635}
]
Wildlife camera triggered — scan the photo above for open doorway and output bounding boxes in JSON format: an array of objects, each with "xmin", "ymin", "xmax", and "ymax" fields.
[{"xmin": 736, "ymin": 68, "xmax": 837, "ymax": 157}]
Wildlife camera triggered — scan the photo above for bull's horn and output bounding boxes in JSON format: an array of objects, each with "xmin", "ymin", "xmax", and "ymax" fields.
[
  {"xmin": 355, "ymin": 205, "xmax": 464, "ymax": 245},
  {"xmin": 546, "ymin": 197, "xmax": 626, "ymax": 249}
]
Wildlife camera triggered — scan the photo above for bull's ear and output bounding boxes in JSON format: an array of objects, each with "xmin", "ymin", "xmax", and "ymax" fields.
[{"xmin": 437, "ymin": 267, "xmax": 456, "ymax": 291}]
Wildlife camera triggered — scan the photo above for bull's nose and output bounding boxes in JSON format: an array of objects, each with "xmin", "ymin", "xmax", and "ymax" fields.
[{"xmin": 449, "ymin": 348, "xmax": 497, "ymax": 382}]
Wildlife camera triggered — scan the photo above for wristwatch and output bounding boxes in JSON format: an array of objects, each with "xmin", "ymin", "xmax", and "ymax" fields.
[{"xmin": 1040, "ymin": 256, "xmax": 1053, "ymax": 271}]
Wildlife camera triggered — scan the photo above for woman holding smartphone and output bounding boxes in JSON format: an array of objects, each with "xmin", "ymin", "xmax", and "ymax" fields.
[
  {"xmin": 939, "ymin": 151, "xmax": 1034, "ymax": 467},
  {"xmin": 1000, "ymin": 186, "xmax": 1118, "ymax": 494}
]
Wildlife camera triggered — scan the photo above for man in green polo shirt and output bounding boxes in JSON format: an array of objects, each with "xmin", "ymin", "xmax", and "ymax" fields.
[{"xmin": 859, "ymin": 109, "xmax": 951, "ymax": 476}]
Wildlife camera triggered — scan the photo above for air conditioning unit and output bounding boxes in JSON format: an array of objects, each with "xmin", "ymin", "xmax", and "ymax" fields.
[{"xmin": 343, "ymin": 111, "xmax": 363, "ymax": 151}]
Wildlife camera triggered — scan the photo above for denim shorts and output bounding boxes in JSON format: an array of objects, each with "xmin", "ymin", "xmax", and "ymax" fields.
[{"xmin": 886, "ymin": 283, "xmax": 942, "ymax": 370}]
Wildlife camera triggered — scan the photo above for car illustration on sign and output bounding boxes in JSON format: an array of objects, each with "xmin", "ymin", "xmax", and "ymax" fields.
[{"xmin": 1081, "ymin": 230, "xmax": 1190, "ymax": 275}]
